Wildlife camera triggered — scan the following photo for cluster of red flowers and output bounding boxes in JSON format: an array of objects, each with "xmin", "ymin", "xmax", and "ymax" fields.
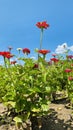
[
  {"xmin": 38, "ymin": 49, "xmax": 50, "ymax": 55},
  {"xmin": 36, "ymin": 21, "xmax": 49, "ymax": 29},
  {"xmin": 0, "ymin": 51, "xmax": 13, "ymax": 59}
]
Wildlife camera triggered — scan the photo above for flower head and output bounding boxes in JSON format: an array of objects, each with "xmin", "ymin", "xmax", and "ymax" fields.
[
  {"xmin": 33, "ymin": 63, "xmax": 38, "ymax": 69},
  {"xmin": 11, "ymin": 60, "xmax": 17, "ymax": 65},
  {"xmin": 64, "ymin": 68, "xmax": 72, "ymax": 73},
  {"xmin": 0, "ymin": 51, "xmax": 13, "ymax": 59},
  {"xmin": 50, "ymin": 58, "xmax": 59, "ymax": 63},
  {"xmin": 6, "ymin": 54, "xmax": 14, "ymax": 59},
  {"xmin": 71, "ymin": 64, "xmax": 73, "ymax": 67},
  {"xmin": 38, "ymin": 49, "xmax": 50, "ymax": 55},
  {"xmin": 17, "ymin": 48, "xmax": 22, "ymax": 51},
  {"xmin": 67, "ymin": 55, "xmax": 73, "ymax": 59},
  {"xmin": 52, "ymin": 54, "xmax": 56, "ymax": 57},
  {"xmin": 68, "ymin": 76, "xmax": 73, "ymax": 81},
  {"xmin": 8, "ymin": 46, "xmax": 13, "ymax": 51},
  {"xmin": 22, "ymin": 48, "xmax": 30, "ymax": 55},
  {"xmin": 36, "ymin": 21, "xmax": 49, "ymax": 29},
  {"xmin": 48, "ymin": 61, "xmax": 52, "ymax": 65}
]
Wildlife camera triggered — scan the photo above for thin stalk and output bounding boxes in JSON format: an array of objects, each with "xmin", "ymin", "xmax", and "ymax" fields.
[
  {"xmin": 38, "ymin": 28, "xmax": 43, "ymax": 61},
  {"xmin": 3, "ymin": 57, "xmax": 15, "ymax": 87},
  {"xmin": 17, "ymin": 50, "xmax": 21, "ymax": 65},
  {"xmin": 43, "ymin": 54, "xmax": 46, "ymax": 60},
  {"xmin": 39, "ymin": 28, "xmax": 43, "ymax": 50}
]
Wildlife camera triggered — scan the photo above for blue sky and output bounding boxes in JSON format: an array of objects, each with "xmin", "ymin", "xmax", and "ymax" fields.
[{"xmin": 0, "ymin": 0, "xmax": 73, "ymax": 61}]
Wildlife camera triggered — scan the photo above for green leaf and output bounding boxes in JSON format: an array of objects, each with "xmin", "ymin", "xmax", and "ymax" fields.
[
  {"xmin": 31, "ymin": 108, "xmax": 40, "ymax": 112},
  {"xmin": 24, "ymin": 112, "xmax": 30, "ymax": 121},
  {"xmin": 43, "ymin": 73, "xmax": 47, "ymax": 83},
  {"xmin": 41, "ymin": 104, "xmax": 49, "ymax": 111},
  {"xmin": 13, "ymin": 116, "xmax": 22, "ymax": 123},
  {"xmin": 29, "ymin": 87, "xmax": 41, "ymax": 93},
  {"xmin": 45, "ymin": 87, "xmax": 51, "ymax": 93},
  {"xmin": 7, "ymin": 101, "xmax": 16, "ymax": 108}
]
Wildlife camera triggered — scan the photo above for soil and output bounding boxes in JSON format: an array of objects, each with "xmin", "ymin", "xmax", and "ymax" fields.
[
  {"xmin": 42, "ymin": 98, "xmax": 73, "ymax": 130},
  {"xmin": 0, "ymin": 98, "xmax": 73, "ymax": 130}
]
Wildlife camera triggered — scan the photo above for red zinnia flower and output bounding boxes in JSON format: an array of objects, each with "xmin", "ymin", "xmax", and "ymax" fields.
[
  {"xmin": 6, "ymin": 54, "xmax": 14, "ymax": 59},
  {"xmin": 50, "ymin": 58, "xmax": 59, "ymax": 63},
  {"xmin": 22, "ymin": 48, "xmax": 30, "ymax": 54},
  {"xmin": 0, "ymin": 51, "xmax": 13, "ymax": 59},
  {"xmin": 64, "ymin": 68, "xmax": 72, "ymax": 73},
  {"xmin": 38, "ymin": 49, "xmax": 50, "ymax": 55},
  {"xmin": 33, "ymin": 63, "xmax": 38, "ymax": 69},
  {"xmin": 48, "ymin": 61, "xmax": 52, "ymax": 65},
  {"xmin": 36, "ymin": 21, "xmax": 49, "ymax": 29},
  {"xmin": 8, "ymin": 46, "xmax": 13, "ymax": 51},
  {"xmin": 11, "ymin": 61, "xmax": 17, "ymax": 65},
  {"xmin": 0, "ymin": 51, "xmax": 9, "ymax": 57},
  {"xmin": 71, "ymin": 64, "xmax": 73, "ymax": 67},
  {"xmin": 52, "ymin": 54, "xmax": 56, "ymax": 57},
  {"xmin": 67, "ymin": 55, "xmax": 73, "ymax": 59},
  {"xmin": 68, "ymin": 76, "xmax": 73, "ymax": 81}
]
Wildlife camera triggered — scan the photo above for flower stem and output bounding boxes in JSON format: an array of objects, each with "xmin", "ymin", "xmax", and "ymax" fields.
[
  {"xmin": 39, "ymin": 28, "xmax": 43, "ymax": 50},
  {"xmin": 43, "ymin": 54, "xmax": 46, "ymax": 60}
]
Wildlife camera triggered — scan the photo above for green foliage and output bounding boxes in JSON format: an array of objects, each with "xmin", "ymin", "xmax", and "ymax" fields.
[{"xmin": 0, "ymin": 51, "xmax": 73, "ymax": 125}]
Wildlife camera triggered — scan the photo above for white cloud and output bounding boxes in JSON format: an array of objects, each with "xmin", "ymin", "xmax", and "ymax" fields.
[
  {"xmin": 55, "ymin": 43, "xmax": 73, "ymax": 54},
  {"xmin": 55, "ymin": 43, "xmax": 68, "ymax": 54},
  {"xmin": 68, "ymin": 46, "xmax": 73, "ymax": 51}
]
